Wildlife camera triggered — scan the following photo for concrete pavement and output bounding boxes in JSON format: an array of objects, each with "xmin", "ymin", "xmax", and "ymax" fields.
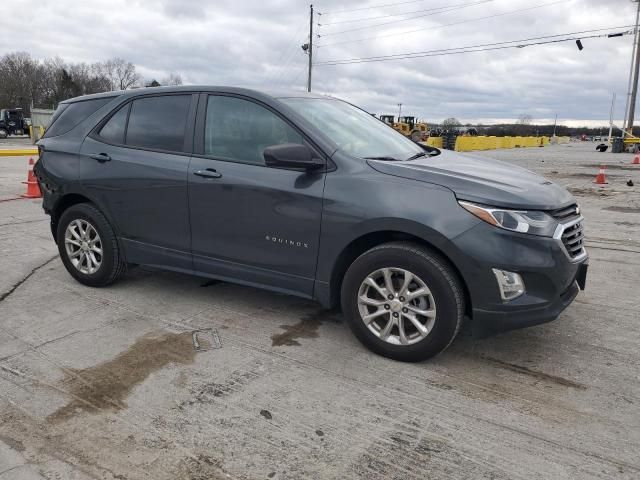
[{"xmin": 0, "ymin": 142, "xmax": 639, "ymax": 479}]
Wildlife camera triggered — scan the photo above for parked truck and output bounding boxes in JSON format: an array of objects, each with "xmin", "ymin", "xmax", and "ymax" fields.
[{"xmin": 0, "ymin": 108, "xmax": 28, "ymax": 138}]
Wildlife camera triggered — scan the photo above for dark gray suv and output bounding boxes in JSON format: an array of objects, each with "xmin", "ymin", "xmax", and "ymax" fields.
[{"xmin": 34, "ymin": 86, "xmax": 587, "ymax": 361}]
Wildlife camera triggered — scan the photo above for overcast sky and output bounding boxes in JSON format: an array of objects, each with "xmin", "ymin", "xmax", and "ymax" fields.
[{"xmin": 3, "ymin": 0, "xmax": 638, "ymax": 126}]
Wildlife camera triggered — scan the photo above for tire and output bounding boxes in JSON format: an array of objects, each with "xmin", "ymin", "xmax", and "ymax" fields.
[
  {"xmin": 56, "ymin": 203, "xmax": 126, "ymax": 287},
  {"xmin": 341, "ymin": 241, "xmax": 464, "ymax": 362},
  {"xmin": 0, "ymin": 129, "xmax": 8, "ymax": 139}
]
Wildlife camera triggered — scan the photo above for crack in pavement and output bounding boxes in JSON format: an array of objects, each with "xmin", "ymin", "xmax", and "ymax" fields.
[
  {"xmin": 0, "ymin": 218, "xmax": 47, "ymax": 227},
  {"xmin": 0, "ymin": 254, "xmax": 58, "ymax": 303}
]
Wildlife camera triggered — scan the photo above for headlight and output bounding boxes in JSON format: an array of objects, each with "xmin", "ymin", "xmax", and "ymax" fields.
[{"xmin": 459, "ymin": 201, "xmax": 558, "ymax": 237}]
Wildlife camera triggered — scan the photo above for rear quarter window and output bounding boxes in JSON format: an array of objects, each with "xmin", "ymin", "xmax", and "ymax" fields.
[{"xmin": 45, "ymin": 97, "xmax": 115, "ymax": 138}]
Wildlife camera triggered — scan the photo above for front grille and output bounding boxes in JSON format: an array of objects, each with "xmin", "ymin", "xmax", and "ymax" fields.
[
  {"xmin": 549, "ymin": 203, "xmax": 585, "ymax": 259},
  {"xmin": 560, "ymin": 220, "xmax": 585, "ymax": 259},
  {"xmin": 549, "ymin": 204, "xmax": 579, "ymax": 221}
]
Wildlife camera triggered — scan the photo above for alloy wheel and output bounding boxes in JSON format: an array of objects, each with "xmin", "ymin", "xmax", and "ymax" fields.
[
  {"xmin": 357, "ymin": 267, "xmax": 437, "ymax": 346},
  {"xmin": 64, "ymin": 219, "xmax": 103, "ymax": 275}
]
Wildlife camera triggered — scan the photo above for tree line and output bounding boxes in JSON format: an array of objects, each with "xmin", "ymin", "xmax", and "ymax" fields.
[
  {"xmin": 0, "ymin": 52, "xmax": 182, "ymax": 115},
  {"xmin": 439, "ymin": 116, "xmax": 636, "ymax": 137}
]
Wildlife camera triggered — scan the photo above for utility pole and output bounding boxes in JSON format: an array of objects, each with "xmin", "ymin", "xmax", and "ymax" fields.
[
  {"xmin": 608, "ymin": 92, "xmax": 616, "ymax": 143},
  {"xmin": 307, "ymin": 4, "xmax": 314, "ymax": 92},
  {"xmin": 397, "ymin": 103, "xmax": 402, "ymax": 119},
  {"xmin": 552, "ymin": 113, "xmax": 558, "ymax": 137},
  {"xmin": 625, "ymin": 0, "xmax": 640, "ymax": 134}
]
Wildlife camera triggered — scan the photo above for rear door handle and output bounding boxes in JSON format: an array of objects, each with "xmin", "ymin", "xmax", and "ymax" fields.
[
  {"xmin": 89, "ymin": 153, "xmax": 111, "ymax": 163},
  {"xmin": 194, "ymin": 168, "xmax": 222, "ymax": 179}
]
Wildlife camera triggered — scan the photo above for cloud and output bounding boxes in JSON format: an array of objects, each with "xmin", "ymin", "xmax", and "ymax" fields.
[{"xmin": 1, "ymin": 0, "xmax": 635, "ymax": 126}]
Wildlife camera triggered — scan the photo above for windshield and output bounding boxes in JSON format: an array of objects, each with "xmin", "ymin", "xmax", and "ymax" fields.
[{"xmin": 281, "ymin": 97, "xmax": 425, "ymax": 160}]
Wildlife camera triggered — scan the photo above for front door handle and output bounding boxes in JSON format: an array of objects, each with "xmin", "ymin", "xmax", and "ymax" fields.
[
  {"xmin": 194, "ymin": 168, "xmax": 222, "ymax": 179},
  {"xmin": 89, "ymin": 153, "xmax": 111, "ymax": 163}
]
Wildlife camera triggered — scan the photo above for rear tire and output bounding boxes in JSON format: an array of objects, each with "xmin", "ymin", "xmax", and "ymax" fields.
[
  {"xmin": 341, "ymin": 242, "xmax": 464, "ymax": 362},
  {"xmin": 56, "ymin": 203, "xmax": 126, "ymax": 287}
]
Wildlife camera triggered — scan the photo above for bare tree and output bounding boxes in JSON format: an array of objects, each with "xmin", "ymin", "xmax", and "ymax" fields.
[
  {"xmin": 96, "ymin": 58, "xmax": 141, "ymax": 91},
  {"xmin": 1, "ymin": 52, "xmax": 183, "ymax": 112},
  {"xmin": 162, "ymin": 73, "xmax": 183, "ymax": 86},
  {"xmin": 441, "ymin": 117, "xmax": 461, "ymax": 131},
  {"xmin": 0, "ymin": 52, "xmax": 44, "ymax": 112}
]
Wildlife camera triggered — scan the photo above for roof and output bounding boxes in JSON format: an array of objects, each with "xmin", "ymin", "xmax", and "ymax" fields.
[{"xmin": 61, "ymin": 86, "xmax": 331, "ymax": 104}]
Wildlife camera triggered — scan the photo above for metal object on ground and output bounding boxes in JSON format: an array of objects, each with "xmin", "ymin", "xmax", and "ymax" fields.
[
  {"xmin": 192, "ymin": 328, "xmax": 222, "ymax": 351},
  {"xmin": 611, "ymin": 137, "xmax": 624, "ymax": 153}
]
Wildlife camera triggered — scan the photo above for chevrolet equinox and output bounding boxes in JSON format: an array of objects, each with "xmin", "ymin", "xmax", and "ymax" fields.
[{"xmin": 34, "ymin": 87, "xmax": 588, "ymax": 361}]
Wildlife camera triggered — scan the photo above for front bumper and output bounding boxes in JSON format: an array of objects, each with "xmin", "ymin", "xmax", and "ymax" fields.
[
  {"xmin": 448, "ymin": 221, "xmax": 588, "ymax": 337},
  {"xmin": 472, "ymin": 268, "xmax": 585, "ymax": 337}
]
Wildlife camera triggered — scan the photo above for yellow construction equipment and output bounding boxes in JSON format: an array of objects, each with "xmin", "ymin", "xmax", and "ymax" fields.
[{"xmin": 379, "ymin": 115, "xmax": 428, "ymax": 142}]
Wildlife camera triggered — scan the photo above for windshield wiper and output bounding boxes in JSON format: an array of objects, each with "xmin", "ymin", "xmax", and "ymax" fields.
[
  {"xmin": 363, "ymin": 156, "xmax": 401, "ymax": 161},
  {"xmin": 405, "ymin": 152, "xmax": 427, "ymax": 161}
]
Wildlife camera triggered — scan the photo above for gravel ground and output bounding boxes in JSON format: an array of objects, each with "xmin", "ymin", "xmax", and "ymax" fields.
[{"xmin": 0, "ymin": 142, "xmax": 639, "ymax": 480}]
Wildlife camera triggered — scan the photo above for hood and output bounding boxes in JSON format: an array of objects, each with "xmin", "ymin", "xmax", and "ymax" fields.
[{"xmin": 367, "ymin": 149, "xmax": 574, "ymax": 210}]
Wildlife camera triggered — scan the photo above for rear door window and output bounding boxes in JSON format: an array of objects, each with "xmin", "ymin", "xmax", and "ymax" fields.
[
  {"xmin": 98, "ymin": 103, "xmax": 130, "ymax": 144},
  {"xmin": 125, "ymin": 95, "xmax": 191, "ymax": 152},
  {"xmin": 45, "ymin": 97, "xmax": 114, "ymax": 137}
]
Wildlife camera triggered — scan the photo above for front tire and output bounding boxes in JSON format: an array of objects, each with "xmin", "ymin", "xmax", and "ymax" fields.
[
  {"xmin": 57, "ymin": 203, "xmax": 126, "ymax": 287},
  {"xmin": 341, "ymin": 242, "xmax": 464, "ymax": 362}
]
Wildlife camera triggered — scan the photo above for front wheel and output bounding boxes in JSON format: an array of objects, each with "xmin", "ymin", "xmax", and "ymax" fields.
[
  {"xmin": 57, "ymin": 203, "xmax": 126, "ymax": 287},
  {"xmin": 341, "ymin": 242, "xmax": 464, "ymax": 362}
]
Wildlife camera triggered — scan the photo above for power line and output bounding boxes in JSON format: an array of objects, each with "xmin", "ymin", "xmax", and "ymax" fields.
[
  {"xmin": 267, "ymin": 19, "xmax": 309, "ymax": 83},
  {"xmin": 320, "ymin": 0, "xmax": 491, "ymax": 36},
  {"xmin": 315, "ymin": 27, "xmax": 634, "ymax": 65},
  {"xmin": 319, "ymin": 0, "xmax": 491, "ymax": 26},
  {"xmin": 319, "ymin": 0, "xmax": 434, "ymax": 16},
  {"xmin": 317, "ymin": 25, "xmax": 634, "ymax": 63},
  {"xmin": 316, "ymin": 0, "xmax": 569, "ymax": 48}
]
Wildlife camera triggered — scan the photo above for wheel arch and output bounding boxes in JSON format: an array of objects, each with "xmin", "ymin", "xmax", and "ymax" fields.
[
  {"xmin": 50, "ymin": 191, "xmax": 120, "ymax": 248},
  {"xmin": 325, "ymin": 230, "xmax": 472, "ymax": 318}
]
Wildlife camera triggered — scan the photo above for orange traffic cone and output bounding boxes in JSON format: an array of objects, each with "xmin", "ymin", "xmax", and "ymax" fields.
[
  {"xmin": 21, "ymin": 158, "xmax": 42, "ymax": 198},
  {"xmin": 633, "ymin": 154, "xmax": 640, "ymax": 165},
  {"xmin": 593, "ymin": 165, "xmax": 608, "ymax": 185}
]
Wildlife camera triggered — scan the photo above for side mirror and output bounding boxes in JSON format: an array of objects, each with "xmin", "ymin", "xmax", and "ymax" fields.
[{"xmin": 263, "ymin": 144, "xmax": 324, "ymax": 170}]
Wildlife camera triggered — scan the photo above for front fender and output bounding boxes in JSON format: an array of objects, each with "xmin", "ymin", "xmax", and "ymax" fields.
[{"xmin": 315, "ymin": 170, "xmax": 481, "ymax": 306}]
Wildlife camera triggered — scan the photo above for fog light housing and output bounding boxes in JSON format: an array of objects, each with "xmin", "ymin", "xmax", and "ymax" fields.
[{"xmin": 492, "ymin": 269, "xmax": 525, "ymax": 301}]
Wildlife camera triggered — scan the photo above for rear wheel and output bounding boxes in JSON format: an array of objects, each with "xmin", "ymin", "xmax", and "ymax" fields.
[
  {"xmin": 57, "ymin": 203, "xmax": 126, "ymax": 287},
  {"xmin": 341, "ymin": 242, "xmax": 464, "ymax": 362}
]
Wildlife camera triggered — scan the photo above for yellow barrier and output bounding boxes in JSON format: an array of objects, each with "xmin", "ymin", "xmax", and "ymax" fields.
[
  {"xmin": 454, "ymin": 136, "xmax": 549, "ymax": 152},
  {"xmin": 0, "ymin": 149, "xmax": 39, "ymax": 157},
  {"xmin": 423, "ymin": 137, "xmax": 443, "ymax": 148}
]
